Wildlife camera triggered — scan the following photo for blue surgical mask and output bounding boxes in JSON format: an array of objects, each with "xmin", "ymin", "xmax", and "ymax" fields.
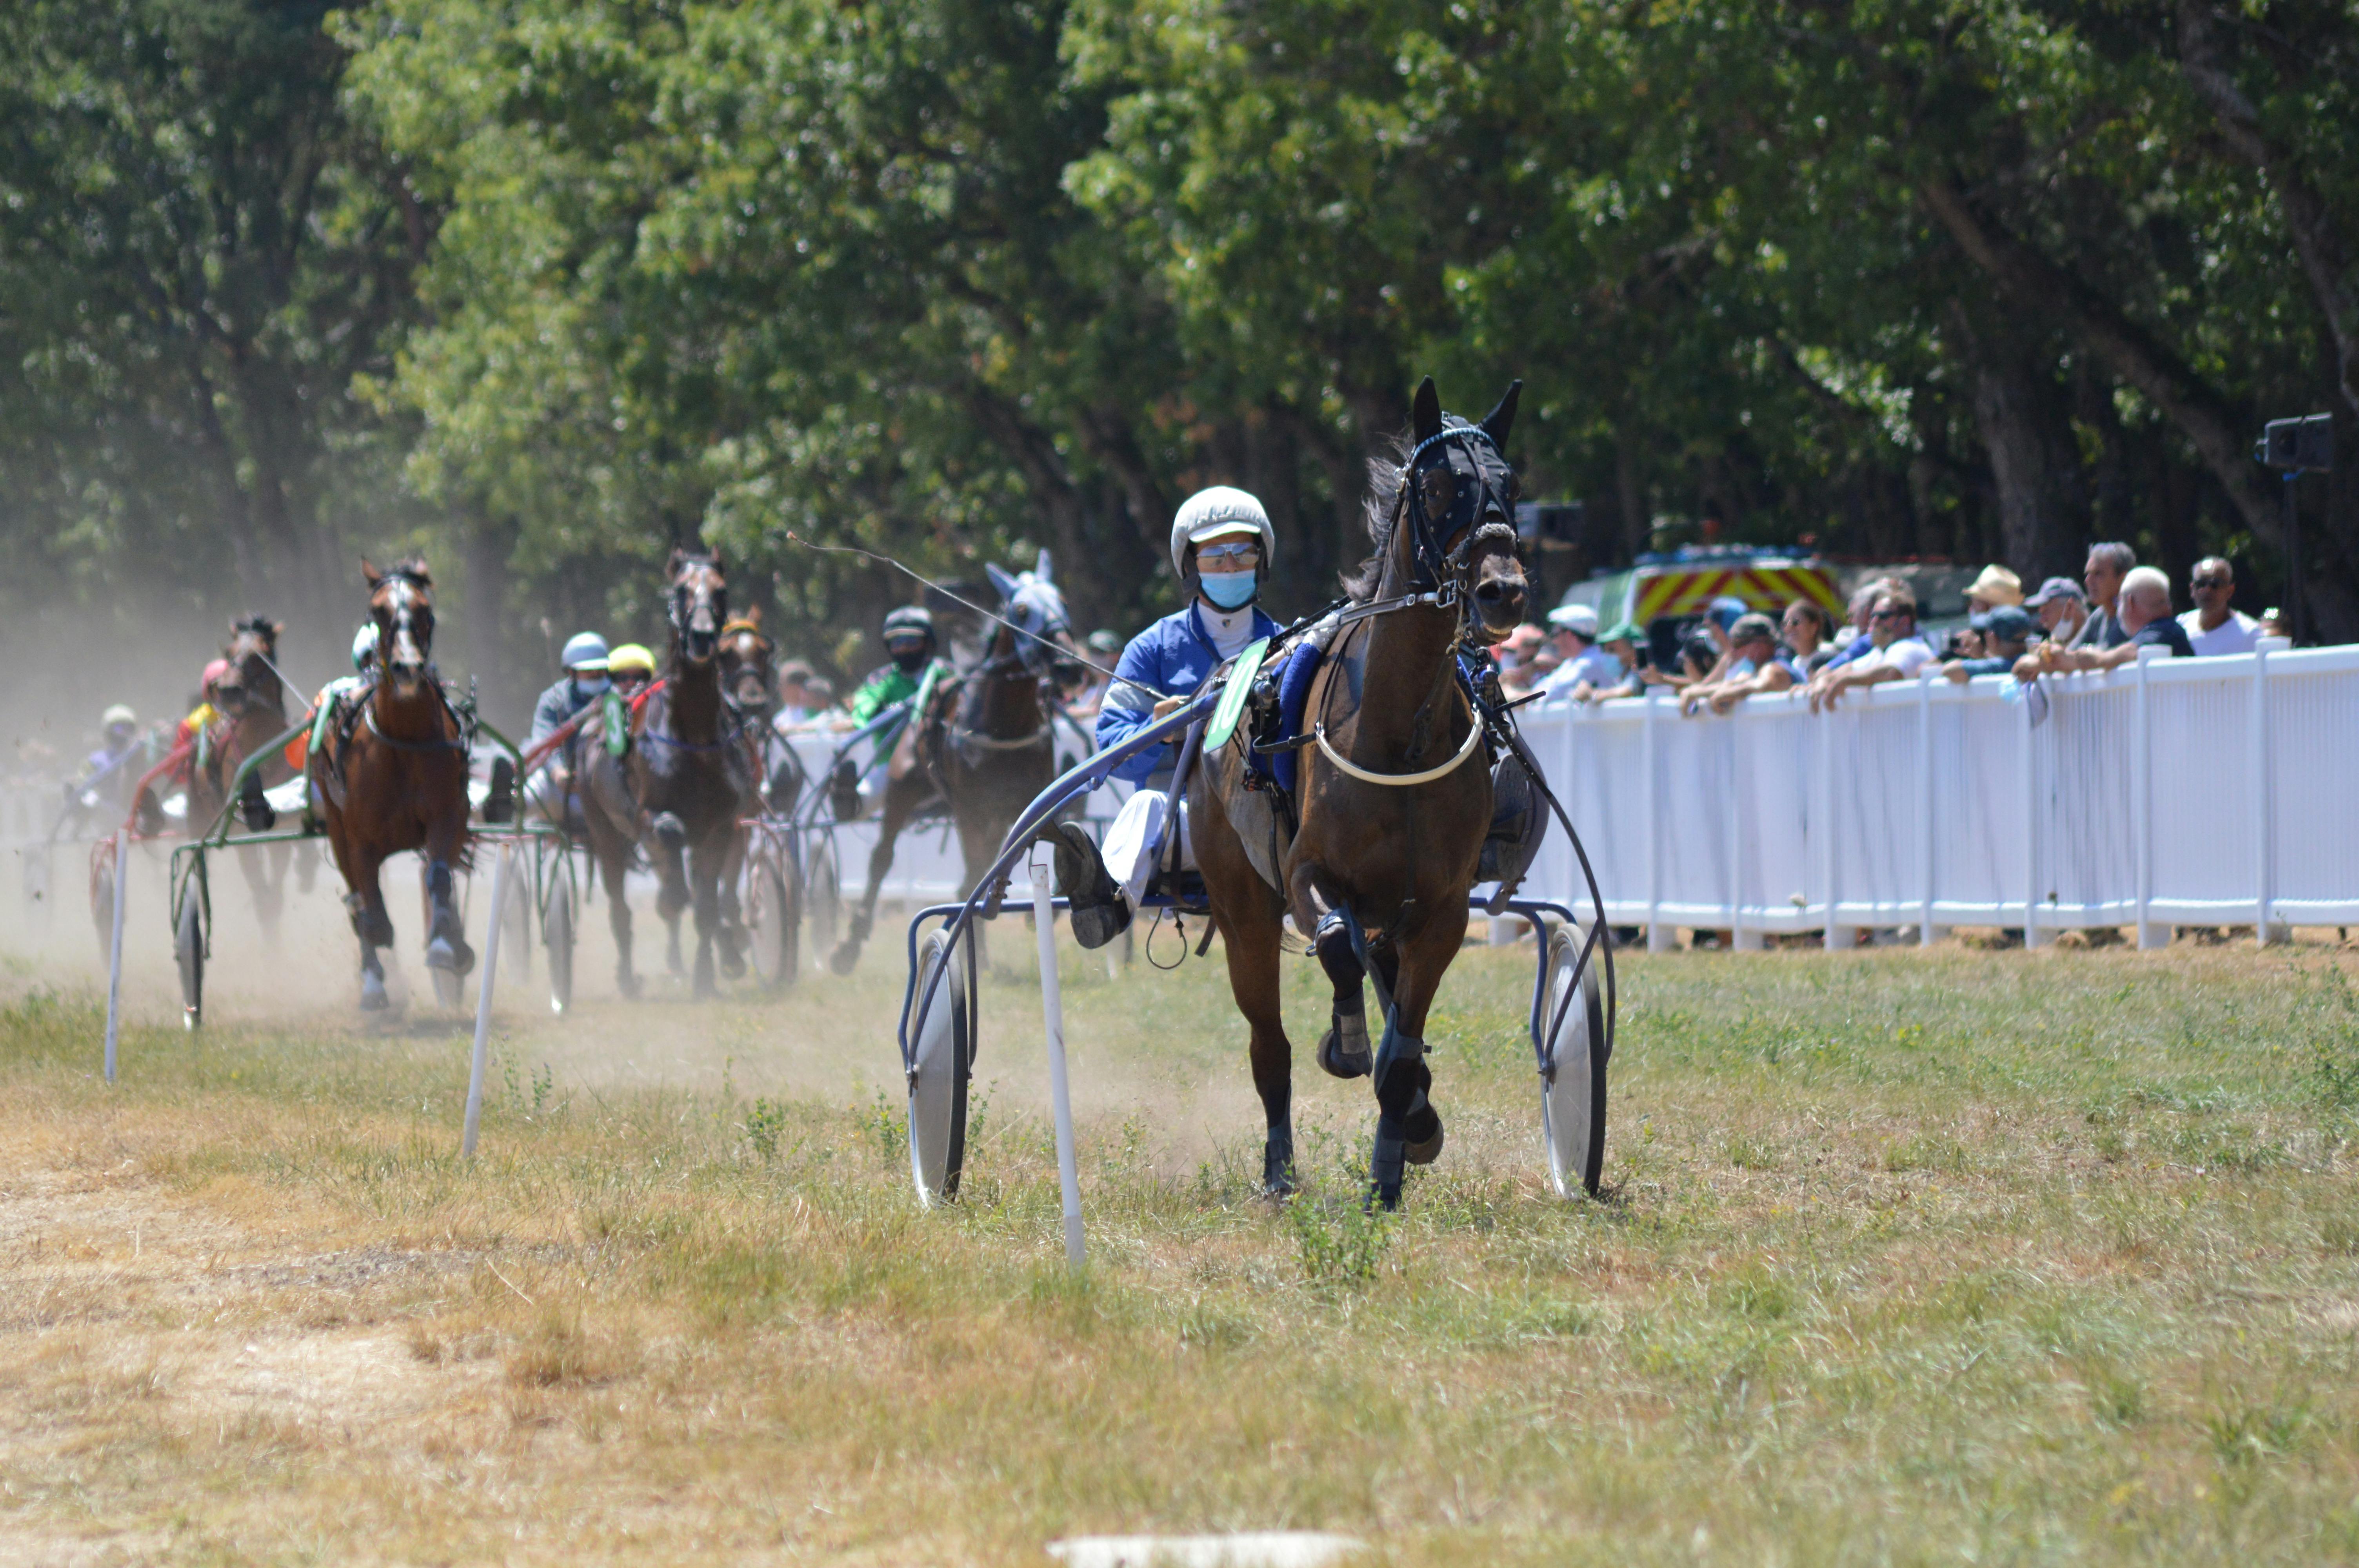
[
  {"xmin": 575, "ymin": 674, "xmax": 611, "ymax": 697},
  {"xmin": 1199, "ymin": 570, "xmax": 1258, "ymax": 610}
]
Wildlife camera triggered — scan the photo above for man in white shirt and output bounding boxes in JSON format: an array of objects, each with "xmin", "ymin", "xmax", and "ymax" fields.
[
  {"xmin": 1812, "ymin": 588, "xmax": 1934, "ymax": 708},
  {"xmin": 1537, "ymin": 603, "xmax": 1621, "ymax": 695},
  {"xmin": 2177, "ymin": 556, "xmax": 2260, "ymax": 655}
]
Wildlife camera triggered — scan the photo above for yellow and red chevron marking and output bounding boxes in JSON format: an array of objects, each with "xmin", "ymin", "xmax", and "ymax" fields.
[{"xmin": 1630, "ymin": 564, "xmax": 1844, "ymax": 623}]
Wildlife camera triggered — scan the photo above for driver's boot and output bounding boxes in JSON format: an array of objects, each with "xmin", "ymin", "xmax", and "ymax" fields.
[{"xmin": 1044, "ymin": 821, "xmax": 1129, "ymax": 950}]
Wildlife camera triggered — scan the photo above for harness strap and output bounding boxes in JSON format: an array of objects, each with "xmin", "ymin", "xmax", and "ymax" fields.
[{"xmin": 1312, "ymin": 701, "xmax": 1484, "ymax": 787}]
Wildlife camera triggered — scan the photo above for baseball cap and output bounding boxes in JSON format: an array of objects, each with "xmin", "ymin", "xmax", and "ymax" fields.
[
  {"xmin": 1972, "ymin": 605, "xmax": 2036, "ymax": 641},
  {"xmin": 1708, "ymin": 595, "xmax": 1748, "ymax": 632},
  {"xmin": 2023, "ymin": 576, "xmax": 2086, "ymax": 609},
  {"xmin": 1546, "ymin": 603, "xmax": 1599, "ymax": 637},
  {"xmin": 1729, "ymin": 612, "xmax": 1777, "ymax": 644},
  {"xmin": 1598, "ymin": 621, "xmax": 1639, "ymax": 646}
]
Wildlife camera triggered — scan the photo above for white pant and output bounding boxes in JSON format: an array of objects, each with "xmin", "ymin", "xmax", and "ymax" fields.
[{"xmin": 1102, "ymin": 789, "xmax": 1191, "ymax": 906}]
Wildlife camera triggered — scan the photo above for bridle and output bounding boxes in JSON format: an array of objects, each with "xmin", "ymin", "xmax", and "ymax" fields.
[
  {"xmin": 372, "ymin": 568, "xmax": 438, "ymax": 685},
  {"xmin": 1350, "ymin": 423, "xmax": 1522, "ymax": 638},
  {"xmin": 670, "ymin": 560, "xmax": 726, "ymax": 662},
  {"xmin": 952, "ymin": 588, "xmax": 1068, "ymax": 754}
]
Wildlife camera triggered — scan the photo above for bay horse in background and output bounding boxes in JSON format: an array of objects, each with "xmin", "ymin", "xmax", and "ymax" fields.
[
  {"xmin": 623, "ymin": 546, "xmax": 757, "ymax": 997},
  {"xmin": 309, "ymin": 560, "xmax": 475, "ymax": 1010},
  {"xmin": 830, "ymin": 554, "xmax": 1073, "ymax": 973},
  {"xmin": 185, "ymin": 615, "xmax": 309, "ymax": 935},
  {"xmin": 1193, "ymin": 377, "xmax": 1529, "ymax": 1205}
]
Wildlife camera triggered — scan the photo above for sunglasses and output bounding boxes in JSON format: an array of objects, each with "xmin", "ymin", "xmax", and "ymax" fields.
[
  {"xmin": 2191, "ymin": 575, "xmax": 2230, "ymax": 589},
  {"xmin": 1872, "ymin": 607, "xmax": 1912, "ymax": 622},
  {"xmin": 1196, "ymin": 541, "xmax": 1261, "ymax": 568}
]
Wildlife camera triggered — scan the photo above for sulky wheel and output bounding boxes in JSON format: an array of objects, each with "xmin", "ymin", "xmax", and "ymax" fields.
[
  {"xmin": 1539, "ymin": 924, "xmax": 1608, "ymax": 1198},
  {"xmin": 807, "ymin": 835, "xmax": 840, "ymax": 960},
  {"xmin": 906, "ymin": 925, "xmax": 974, "ymax": 1205},
  {"xmin": 544, "ymin": 864, "xmax": 575, "ymax": 1015},
  {"xmin": 747, "ymin": 853, "xmax": 796, "ymax": 988},
  {"xmin": 175, "ymin": 876, "xmax": 205, "ymax": 1032}
]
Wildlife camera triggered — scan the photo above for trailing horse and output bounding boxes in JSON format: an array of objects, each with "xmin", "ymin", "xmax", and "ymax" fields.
[
  {"xmin": 309, "ymin": 561, "xmax": 476, "ymax": 1011},
  {"xmin": 1192, "ymin": 377, "xmax": 1530, "ymax": 1207},
  {"xmin": 621, "ymin": 546, "xmax": 757, "ymax": 998},
  {"xmin": 831, "ymin": 557, "xmax": 1073, "ymax": 974},
  {"xmin": 185, "ymin": 616, "xmax": 310, "ymax": 935}
]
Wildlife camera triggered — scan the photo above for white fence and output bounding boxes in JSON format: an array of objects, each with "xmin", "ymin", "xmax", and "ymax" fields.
[{"xmin": 1517, "ymin": 637, "xmax": 2359, "ymax": 948}]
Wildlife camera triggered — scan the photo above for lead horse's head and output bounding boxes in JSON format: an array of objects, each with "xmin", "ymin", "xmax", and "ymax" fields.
[
  {"xmin": 362, "ymin": 559, "xmax": 436, "ymax": 696},
  {"xmin": 215, "ymin": 614, "xmax": 285, "ymax": 719},
  {"xmin": 982, "ymin": 550, "xmax": 1074, "ymax": 680},
  {"xmin": 667, "ymin": 546, "xmax": 729, "ymax": 667},
  {"xmin": 1352, "ymin": 376, "xmax": 1529, "ymax": 642}
]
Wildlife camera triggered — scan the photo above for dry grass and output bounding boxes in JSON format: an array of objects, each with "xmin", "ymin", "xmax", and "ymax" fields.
[{"xmin": 2, "ymin": 933, "xmax": 2359, "ymax": 1564}]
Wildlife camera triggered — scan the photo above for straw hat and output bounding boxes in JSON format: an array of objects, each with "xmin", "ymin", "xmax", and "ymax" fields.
[{"xmin": 1966, "ymin": 564, "xmax": 2023, "ymax": 607}]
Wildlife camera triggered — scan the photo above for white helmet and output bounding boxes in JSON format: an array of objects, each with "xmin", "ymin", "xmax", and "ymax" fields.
[{"xmin": 1168, "ymin": 486, "xmax": 1276, "ymax": 581}]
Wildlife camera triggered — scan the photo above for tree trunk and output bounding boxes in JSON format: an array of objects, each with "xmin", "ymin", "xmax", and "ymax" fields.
[{"xmin": 1952, "ymin": 305, "xmax": 2084, "ymax": 580}]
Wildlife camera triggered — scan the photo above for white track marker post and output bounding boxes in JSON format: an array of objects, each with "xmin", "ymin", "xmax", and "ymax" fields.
[
  {"xmin": 103, "ymin": 831, "xmax": 127, "ymax": 1085},
  {"xmin": 461, "ymin": 842, "xmax": 512, "ymax": 1160},
  {"xmin": 1030, "ymin": 857, "xmax": 1085, "ymax": 1268}
]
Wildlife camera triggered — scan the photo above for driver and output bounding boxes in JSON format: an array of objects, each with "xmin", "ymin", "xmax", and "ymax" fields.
[
  {"xmin": 848, "ymin": 606, "xmax": 947, "ymax": 725},
  {"xmin": 73, "ymin": 705, "xmax": 147, "ymax": 815},
  {"xmin": 525, "ymin": 631, "xmax": 611, "ymax": 826},
  {"xmin": 1049, "ymin": 486, "xmax": 1279, "ymax": 948}
]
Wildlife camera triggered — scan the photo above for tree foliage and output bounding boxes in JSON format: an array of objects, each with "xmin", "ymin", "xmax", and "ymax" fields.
[{"xmin": 6, "ymin": 0, "xmax": 2359, "ymax": 697}]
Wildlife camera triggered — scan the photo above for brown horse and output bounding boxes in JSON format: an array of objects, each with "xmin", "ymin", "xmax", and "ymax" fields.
[
  {"xmin": 624, "ymin": 546, "xmax": 756, "ymax": 997},
  {"xmin": 1192, "ymin": 377, "xmax": 1528, "ymax": 1205},
  {"xmin": 310, "ymin": 560, "xmax": 476, "ymax": 1011},
  {"xmin": 185, "ymin": 615, "xmax": 305, "ymax": 935},
  {"xmin": 831, "ymin": 558, "xmax": 1072, "ymax": 973}
]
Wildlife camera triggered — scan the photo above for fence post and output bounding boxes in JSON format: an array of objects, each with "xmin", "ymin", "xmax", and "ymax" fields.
[
  {"xmin": 2023, "ymin": 677, "xmax": 2049, "ymax": 949},
  {"xmin": 1030, "ymin": 858, "xmax": 1086, "ymax": 1269},
  {"xmin": 2134, "ymin": 647, "xmax": 2167, "ymax": 948},
  {"xmin": 460, "ymin": 842, "xmax": 512, "ymax": 1160},
  {"xmin": 1818, "ymin": 699, "xmax": 1840, "ymax": 950},
  {"xmin": 1917, "ymin": 670, "xmax": 1937, "ymax": 946},
  {"xmin": 1730, "ymin": 716, "xmax": 1761, "ymax": 951},
  {"xmin": 103, "ymin": 831, "xmax": 127, "ymax": 1085},
  {"xmin": 1644, "ymin": 693, "xmax": 1671, "ymax": 952},
  {"xmin": 2254, "ymin": 637, "xmax": 2285, "ymax": 945}
]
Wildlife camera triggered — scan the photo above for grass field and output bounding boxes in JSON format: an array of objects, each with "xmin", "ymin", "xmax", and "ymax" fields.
[{"xmin": 4, "ymin": 931, "xmax": 2359, "ymax": 1564}]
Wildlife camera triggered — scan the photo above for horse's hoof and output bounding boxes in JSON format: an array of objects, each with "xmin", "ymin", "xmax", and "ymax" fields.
[
  {"xmin": 1262, "ymin": 1151, "xmax": 1297, "ymax": 1197},
  {"xmin": 1317, "ymin": 1011, "xmax": 1372, "ymax": 1079},
  {"xmin": 617, "ymin": 972, "xmax": 641, "ymax": 1000},
  {"xmin": 719, "ymin": 951, "xmax": 746, "ymax": 981},
  {"xmin": 426, "ymin": 936, "xmax": 474, "ymax": 976},
  {"xmin": 1403, "ymin": 1098, "xmax": 1445, "ymax": 1166},
  {"xmin": 828, "ymin": 944, "xmax": 859, "ymax": 977},
  {"xmin": 359, "ymin": 973, "xmax": 389, "ymax": 1012},
  {"xmin": 652, "ymin": 813, "xmax": 687, "ymax": 852}
]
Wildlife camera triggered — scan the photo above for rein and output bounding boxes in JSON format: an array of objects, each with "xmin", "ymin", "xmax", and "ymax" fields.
[{"xmin": 1312, "ymin": 693, "xmax": 1484, "ymax": 786}]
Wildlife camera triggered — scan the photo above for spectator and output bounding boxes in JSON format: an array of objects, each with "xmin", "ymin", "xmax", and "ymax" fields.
[
  {"xmin": 2259, "ymin": 605, "xmax": 2291, "ymax": 639},
  {"xmin": 1812, "ymin": 588, "xmax": 1934, "ymax": 708},
  {"xmin": 1068, "ymin": 629, "xmax": 1123, "ymax": 715},
  {"xmin": 1966, "ymin": 564, "xmax": 2024, "ymax": 613},
  {"xmin": 2024, "ymin": 575, "xmax": 2087, "ymax": 645},
  {"xmin": 1943, "ymin": 605, "xmax": 2036, "ymax": 681},
  {"xmin": 1539, "ymin": 604, "xmax": 1621, "ymax": 695},
  {"xmin": 2069, "ymin": 542, "xmax": 2135, "ymax": 649},
  {"xmin": 800, "ymin": 675, "xmax": 845, "ymax": 727},
  {"xmin": 1684, "ymin": 613, "xmax": 1798, "ymax": 715},
  {"xmin": 1571, "ymin": 622, "xmax": 1646, "ymax": 701},
  {"xmin": 1780, "ymin": 599, "xmax": 1838, "ymax": 675},
  {"xmin": 2178, "ymin": 556, "xmax": 2259, "ymax": 655},
  {"xmin": 772, "ymin": 660, "xmax": 823, "ymax": 733},
  {"xmin": 1817, "ymin": 575, "xmax": 1906, "ymax": 678},
  {"xmin": 2018, "ymin": 565, "xmax": 2190, "ymax": 676}
]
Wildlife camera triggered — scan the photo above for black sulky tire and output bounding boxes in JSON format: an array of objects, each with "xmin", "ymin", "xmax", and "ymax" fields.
[
  {"xmin": 544, "ymin": 866, "xmax": 575, "ymax": 1016},
  {"xmin": 176, "ymin": 878, "xmax": 205, "ymax": 1032},
  {"xmin": 747, "ymin": 853, "xmax": 796, "ymax": 989},
  {"xmin": 1539, "ymin": 924, "xmax": 1608, "ymax": 1198},
  {"xmin": 907, "ymin": 926, "xmax": 974, "ymax": 1205},
  {"xmin": 807, "ymin": 835, "xmax": 840, "ymax": 961}
]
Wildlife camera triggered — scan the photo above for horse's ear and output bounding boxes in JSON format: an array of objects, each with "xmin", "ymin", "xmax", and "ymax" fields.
[
  {"xmin": 361, "ymin": 558, "xmax": 382, "ymax": 588},
  {"xmin": 1034, "ymin": 548, "xmax": 1054, "ymax": 585},
  {"xmin": 984, "ymin": 562, "xmax": 1021, "ymax": 603},
  {"xmin": 665, "ymin": 545, "xmax": 687, "ymax": 577},
  {"xmin": 271, "ymin": 620, "xmax": 285, "ymax": 638},
  {"xmin": 1479, "ymin": 379, "xmax": 1522, "ymax": 447},
  {"xmin": 1411, "ymin": 376, "xmax": 1443, "ymax": 445}
]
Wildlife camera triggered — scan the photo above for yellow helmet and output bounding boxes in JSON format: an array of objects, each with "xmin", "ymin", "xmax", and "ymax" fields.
[{"xmin": 607, "ymin": 642, "xmax": 657, "ymax": 677}]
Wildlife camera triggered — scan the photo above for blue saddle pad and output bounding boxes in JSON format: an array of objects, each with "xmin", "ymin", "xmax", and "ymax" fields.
[{"xmin": 1272, "ymin": 640, "xmax": 1325, "ymax": 796}]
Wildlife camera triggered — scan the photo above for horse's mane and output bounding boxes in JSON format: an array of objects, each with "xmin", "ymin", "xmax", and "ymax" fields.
[
  {"xmin": 376, "ymin": 557, "xmax": 433, "ymax": 588},
  {"xmin": 230, "ymin": 614, "xmax": 278, "ymax": 646},
  {"xmin": 1343, "ymin": 426, "xmax": 1425, "ymax": 602}
]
